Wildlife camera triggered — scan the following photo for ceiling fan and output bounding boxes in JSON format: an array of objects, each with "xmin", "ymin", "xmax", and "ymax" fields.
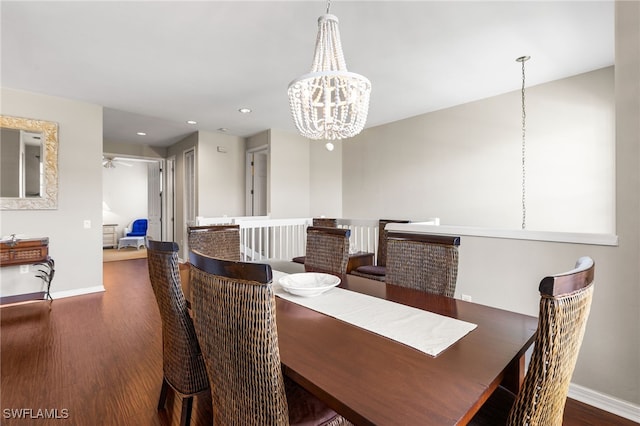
[{"xmin": 102, "ymin": 156, "xmax": 133, "ymax": 169}]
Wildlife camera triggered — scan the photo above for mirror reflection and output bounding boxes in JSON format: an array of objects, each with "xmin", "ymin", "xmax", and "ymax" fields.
[
  {"xmin": 0, "ymin": 115, "xmax": 58, "ymax": 210},
  {"xmin": 0, "ymin": 128, "xmax": 43, "ymax": 198}
]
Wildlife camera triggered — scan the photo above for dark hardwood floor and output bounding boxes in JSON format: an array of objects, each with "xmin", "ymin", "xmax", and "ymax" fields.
[{"xmin": 0, "ymin": 259, "xmax": 636, "ymax": 425}]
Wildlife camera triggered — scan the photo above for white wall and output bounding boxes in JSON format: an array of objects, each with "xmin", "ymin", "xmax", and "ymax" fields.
[
  {"xmin": 0, "ymin": 88, "xmax": 103, "ymax": 297},
  {"xmin": 343, "ymin": 67, "xmax": 615, "ymax": 233},
  {"xmin": 102, "ymin": 161, "xmax": 148, "ymax": 239}
]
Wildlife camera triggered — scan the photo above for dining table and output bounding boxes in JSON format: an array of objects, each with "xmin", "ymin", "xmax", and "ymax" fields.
[{"xmin": 269, "ymin": 261, "xmax": 538, "ymax": 425}]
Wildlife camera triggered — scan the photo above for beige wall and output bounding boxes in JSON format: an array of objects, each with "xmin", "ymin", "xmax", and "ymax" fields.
[
  {"xmin": 343, "ymin": 67, "xmax": 615, "ymax": 233},
  {"xmin": 348, "ymin": 3, "xmax": 640, "ymax": 409},
  {"xmin": 266, "ymin": 129, "xmax": 343, "ymax": 219},
  {"xmin": 165, "ymin": 130, "xmax": 245, "ymax": 259},
  {"xmin": 196, "ymin": 130, "xmax": 246, "ymax": 218},
  {"xmin": 268, "ymin": 129, "xmax": 311, "ymax": 218},
  {"xmin": 167, "ymin": 132, "xmax": 198, "ymax": 257},
  {"xmin": 611, "ymin": 0, "xmax": 640, "ymax": 405},
  {"xmin": 103, "ymin": 139, "xmax": 167, "ymax": 159},
  {"xmin": 310, "ymin": 139, "xmax": 342, "ymax": 218},
  {"xmin": 246, "ymin": 131, "xmax": 269, "ymax": 151},
  {"xmin": 0, "ymin": 88, "xmax": 104, "ymax": 297}
]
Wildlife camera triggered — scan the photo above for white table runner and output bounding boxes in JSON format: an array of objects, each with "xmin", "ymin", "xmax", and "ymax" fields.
[{"xmin": 272, "ymin": 271, "xmax": 477, "ymax": 357}]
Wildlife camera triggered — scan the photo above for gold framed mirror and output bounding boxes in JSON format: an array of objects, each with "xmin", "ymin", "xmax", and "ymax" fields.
[{"xmin": 0, "ymin": 115, "xmax": 58, "ymax": 210}]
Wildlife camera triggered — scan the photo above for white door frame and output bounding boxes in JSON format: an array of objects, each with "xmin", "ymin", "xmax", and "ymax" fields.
[
  {"xmin": 165, "ymin": 156, "xmax": 176, "ymax": 242},
  {"xmin": 101, "ymin": 153, "xmax": 165, "ymax": 241},
  {"xmin": 245, "ymin": 145, "xmax": 268, "ymax": 216}
]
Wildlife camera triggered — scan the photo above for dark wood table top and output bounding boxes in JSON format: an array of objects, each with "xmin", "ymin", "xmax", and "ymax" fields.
[{"xmin": 274, "ymin": 270, "xmax": 538, "ymax": 425}]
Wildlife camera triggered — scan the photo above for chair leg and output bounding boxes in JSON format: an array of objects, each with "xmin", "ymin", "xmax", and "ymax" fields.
[
  {"xmin": 157, "ymin": 377, "xmax": 169, "ymax": 411},
  {"xmin": 180, "ymin": 396, "xmax": 194, "ymax": 426}
]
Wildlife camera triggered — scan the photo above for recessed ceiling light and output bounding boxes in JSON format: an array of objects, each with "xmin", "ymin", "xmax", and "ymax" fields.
[
  {"xmin": 136, "ymin": 132, "xmax": 147, "ymax": 136},
  {"xmin": 238, "ymin": 108, "xmax": 252, "ymax": 114},
  {"xmin": 186, "ymin": 120, "xmax": 197, "ymax": 125},
  {"xmin": 218, "ymin": 128, "xmax": 229, "ymax": 132}
]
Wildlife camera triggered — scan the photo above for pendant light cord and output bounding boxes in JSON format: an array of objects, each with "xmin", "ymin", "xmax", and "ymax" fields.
[
  {"xmin": 326, "ymin": 0, "xmax": 331, "ymax": 14},
  {"xmin": 517, "ymin": 56, "xmax": 530, "ymax": 230},
  {"xmin": 521, "ymin": 60, "xmax": 526, "ymax": 230}
]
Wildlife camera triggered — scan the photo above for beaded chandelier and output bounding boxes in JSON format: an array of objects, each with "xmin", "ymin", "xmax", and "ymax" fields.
[{"xmin": 287, "ymin": 8, "xmax": 371, "ymax": 141}]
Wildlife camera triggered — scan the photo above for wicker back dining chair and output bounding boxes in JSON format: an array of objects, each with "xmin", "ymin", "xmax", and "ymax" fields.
[
  {"xmin": 312, "ymin": 217, "xmax": 338, "ymax": 228},
  {"xmin": 385, "ymin": 232, "xmax": 460, "ymax": 297},
  {"xmin": 351, "ymin": 219, "xmax": 410, "ymax": 281},
  {"xmin": 187, "ymin": 224, "xmax": 241, "ymax": 261},
  {"xmin": 304, "ymin": 226, "xmax": 351, "ymax": 276},
  {"xmin": 146, "ymin": 240, "xmax": 209, "ymax": 426},
  {"xmin": 188, "ymin": 250, "xmax": 351, "ymax": 426},
  {"xmin": 292, "ymin": 218, "xmax": 339, "ymax": 264},
  {"xmin": 470, "ymin": 256, "xmax": 595, "ymax": 426}
]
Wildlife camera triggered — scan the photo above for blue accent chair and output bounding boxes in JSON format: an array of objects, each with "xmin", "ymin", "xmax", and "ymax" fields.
[{"xmin": 126, "ymin": 219, "xmax": 148, "ymax": 237}]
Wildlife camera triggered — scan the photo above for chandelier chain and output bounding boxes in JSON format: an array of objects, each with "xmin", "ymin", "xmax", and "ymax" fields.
[
  {"xmin": 520, "ymin": 58, "xmax": 527, "ymax": 230},
  {"xmin": 326, "ymin": 0, "xmax": 331, "ymax": 14}
]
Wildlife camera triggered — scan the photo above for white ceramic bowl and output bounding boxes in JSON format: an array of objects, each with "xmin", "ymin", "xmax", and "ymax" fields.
[{"xmin": 279, "ymin": 272, "xmax": 341, "ymax": 297}]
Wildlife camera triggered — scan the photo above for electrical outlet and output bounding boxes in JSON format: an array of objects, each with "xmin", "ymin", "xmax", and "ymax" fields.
[
  {"xmin": 461, "ymin": 294, "xmax": 472, "ymax": 302},
  {"xmin": 83, "ymin": 220, "xmax": 91, "ymax": 229},
  {"xmin": 20, "ymin": 265, "xmax": 29, "ymax": 274}
]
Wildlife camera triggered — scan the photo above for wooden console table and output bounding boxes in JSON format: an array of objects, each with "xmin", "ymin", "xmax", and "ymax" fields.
[{"xmin": 0, "ymin": 237, "xmax": 54, "ymax": 305}]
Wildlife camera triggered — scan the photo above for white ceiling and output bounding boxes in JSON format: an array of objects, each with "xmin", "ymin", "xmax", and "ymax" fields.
[{"xmin": 1, "ymin": 1, "xmax": 614, "ymax": 148}]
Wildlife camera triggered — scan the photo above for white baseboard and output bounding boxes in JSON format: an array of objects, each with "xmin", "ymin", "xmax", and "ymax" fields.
[
  {"xmin": 50, "ymin": 285, "xmax": 105, "ymax": 300},
  {"xmin": 569, "ymin": 383, "xmax": 640, "ymax": 422}
]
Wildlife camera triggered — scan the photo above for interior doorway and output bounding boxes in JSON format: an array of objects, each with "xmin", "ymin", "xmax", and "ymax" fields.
[
  {"xmin": 245, "ymin": 147, "xmax": 268, "ymax": 216},
  {"xmin": 147, "ymin": 160, "xmax": 162, "ymax": 241},
  {"xmin": 102, "ymin": 155, "xmax": 169, "ymax": 244}
]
